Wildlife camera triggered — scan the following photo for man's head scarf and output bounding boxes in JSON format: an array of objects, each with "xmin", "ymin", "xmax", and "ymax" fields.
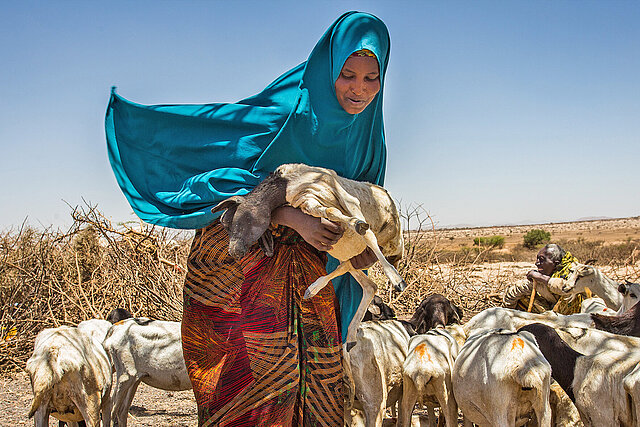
[{"xmin": 105, "ymin": 11, "xmax": 391, "ymax": 341}]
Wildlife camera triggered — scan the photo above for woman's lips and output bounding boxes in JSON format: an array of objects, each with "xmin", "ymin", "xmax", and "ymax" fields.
[{"xmin": 347, "ymin": 97, "xmax": 365, "ymax": 104}]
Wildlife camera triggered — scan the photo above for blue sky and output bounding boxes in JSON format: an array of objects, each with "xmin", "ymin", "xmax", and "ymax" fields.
[{"xmin": 1, "ymin": 1, "xmax": 639, "ymax": 230}]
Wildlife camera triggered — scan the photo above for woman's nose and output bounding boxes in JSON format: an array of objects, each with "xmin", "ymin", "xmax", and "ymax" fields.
[{"xmin": 351, "ymin": 79, "xmax": 365, "ymax": 94}]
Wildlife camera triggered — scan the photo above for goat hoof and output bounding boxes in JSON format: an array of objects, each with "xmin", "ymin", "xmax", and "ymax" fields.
[
  {"xmin": 394, "ymin": 280, "xmax": 407, "ymax": 293},
  {"xmin": 354, "ymin": 220, "xmax": 369, "ymax": 235},
  {"xmin": 346, "ymin": 341, "xmax": 356, "ymax": 352}
]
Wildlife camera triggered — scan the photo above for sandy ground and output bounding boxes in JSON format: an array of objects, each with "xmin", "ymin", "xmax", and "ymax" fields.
[
  {"xmin": 0, "ymin": 371, "xmax": 197, "ymax": 426},
  {"xmin": 1, "ymin": 371, "xmax": 432, "ymax": 426}
]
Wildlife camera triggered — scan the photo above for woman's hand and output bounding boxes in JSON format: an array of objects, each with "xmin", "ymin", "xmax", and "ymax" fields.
[
  {"xmin": 349, "ymin": 247, "xmax": 377, "ymax": 270},
  {"xmin": 272, "ymin": 206, "xmax": 343, "ymax": 252}
]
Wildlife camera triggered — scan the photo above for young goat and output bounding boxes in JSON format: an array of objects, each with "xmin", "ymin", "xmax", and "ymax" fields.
[{"xmin": 212, "ymin": 163, "xmax": 405, "ymax": 347}]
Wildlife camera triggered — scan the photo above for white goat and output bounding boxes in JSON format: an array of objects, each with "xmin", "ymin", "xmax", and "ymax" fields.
[
  {"xmin": 453, "ymin": 328, "xmax": 552, "ymax": 427},
  {"xmin": 102, "ymin": 318, "xmax": 191, "ymax": 427},
  {"xmin": 519, "ymin": 323, "xmax": 640, "ymax": 427},
  {"xmin": 212, "ymin": 163, "xmax": 405, "ymax": 348},
  {"xmin": 26, "ymin": 326, "xmax": 112, "ymax": 427},
  {"xmin": 463, "ymin": 307, "xmax": 594, "ymax": 336},
  {"xmin": 347, "ymin": 320, "xmax": 411, "ymax": 427},
  {"xmin": 399, "ymin": 324, "xmax": 466, "ymax": 427}
]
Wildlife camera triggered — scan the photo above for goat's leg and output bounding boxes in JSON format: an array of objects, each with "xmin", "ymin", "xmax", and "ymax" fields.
[
  {"xmin": 72, "ymin": 391, "xmax": 100, "ymax": 427},
  {"xmin": 343, "ymin": 345, "xmax": 356, "ymax": 427},
  {"xmin": 33, "ymin": 404, "xmax": 50, "ymax": 427},
  {"xmin": 100, "ymin": 389, "xmax": 111, "ymax": 427},
  {"xmin": 533, "ymin": 382, "xmax": 552, "ymax": 427},
  {"xmin": 296, "ymin": 199, "xmax": 369, "ymax": 235},
  {"xmin": 436, "ymin": 379, "xmax": 458, "ymax": 427},
  {"xmin": 304, "ymin": 260, "xmax": 353, "ymax": 300},
  {"xmin": 360, "ymin": 229, "xmax": 406, "ymax": 291},
  {"xmin": 426, "ymin": 405, "xmax": 437, "ymax": 427},
  {"xmin": 111, "ymin": 373, "xmax": 136, "ymax": 427},
  {"xmin": 117, "ymin": 378, "xmax": 143, "ymax": 427},
  {"xmin": 345, "ymin": 270, "xmax": 377, "ymax": 348},
  {"xmin": 398, "ymin": 375, "xmax": 418, "ymax": 427}
]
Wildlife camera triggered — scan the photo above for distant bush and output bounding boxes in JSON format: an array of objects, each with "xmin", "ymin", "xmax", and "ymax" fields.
[
  {"xmin": 473, "ymin": 235, "xmax": 505, "ymax": 248},
  {"xmin": 523, "ymin": 229, "xmax": 551, "ymax": 248}
]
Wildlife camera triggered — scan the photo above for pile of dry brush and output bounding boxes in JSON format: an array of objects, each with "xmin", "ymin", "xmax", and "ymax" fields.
[
  {"xmin": 0, "ymin": 205, "xmax": 192, "ymax": 372},
  {"xmin": 2, "ymin": 204, "xmax": 639, "ymax": 373}
]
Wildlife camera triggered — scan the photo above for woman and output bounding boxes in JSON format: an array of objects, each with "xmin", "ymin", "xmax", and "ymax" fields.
[
  {"xmin": 503, "ymin": 243, "xmax": 580, "ymax": 312},
  {"xmin": 105, "ymin": 12, "xmax": 390, "ymax": 426}
]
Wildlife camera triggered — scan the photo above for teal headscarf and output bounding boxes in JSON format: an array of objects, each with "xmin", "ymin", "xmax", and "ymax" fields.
[{"xmin": 105, "ymin": 11, "xmax": 390, "ymax": 341}]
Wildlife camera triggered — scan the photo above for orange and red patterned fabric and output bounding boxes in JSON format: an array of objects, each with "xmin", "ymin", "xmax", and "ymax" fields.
[{"xmin": 181, "ymin": 222, "xmax": 343, "ymax": 426}]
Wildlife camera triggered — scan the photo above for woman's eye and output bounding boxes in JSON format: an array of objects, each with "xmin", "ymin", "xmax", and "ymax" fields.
[
  {"xmin": 341, "ymin": 73, "xmax": 354, "ymax": 79},
  {"xmin": 365, "ymin": 75, "xmax": 379, "ymax": 82}
]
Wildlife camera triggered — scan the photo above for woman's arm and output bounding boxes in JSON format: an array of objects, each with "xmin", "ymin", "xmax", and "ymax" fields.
[
  {"xmin": 271, "ymin": 206, "xmax": 377, "ymax": 268},
  {"xmin": 271, "ymin": 206, "xmax": 343, "ymax": 252}
]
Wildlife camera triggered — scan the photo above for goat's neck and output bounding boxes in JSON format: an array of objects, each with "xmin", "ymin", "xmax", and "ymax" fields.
[
  {"xmin": 247, "ymin": 173, "xmax": 288, "ymax": 212},
  {"xmin": 585, "ymin": 269, "xmax": 623, "ymax": 309}
]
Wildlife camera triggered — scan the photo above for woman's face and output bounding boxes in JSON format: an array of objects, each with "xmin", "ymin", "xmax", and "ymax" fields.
[
  {"xmin": 334, "ymin": 55, "xmax": 380, "ymax": 114},
  {"xmin": 535, "ymin": 248, "xmax": 557, "ymax": 276}
]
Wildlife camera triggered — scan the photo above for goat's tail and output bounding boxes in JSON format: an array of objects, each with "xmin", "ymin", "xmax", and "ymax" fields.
[
  {"xmin": 26, "ymin": 346, "xmax": 70, "ymax": 418},
  {"xmin": 513, "ymin": 356, "xmax": 552, "ymax": 426}
]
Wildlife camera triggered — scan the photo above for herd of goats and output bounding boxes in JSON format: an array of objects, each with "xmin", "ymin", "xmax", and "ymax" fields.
[{"xmin": 22, "ymin": 164, "xmax": 640, "ymax": 426}]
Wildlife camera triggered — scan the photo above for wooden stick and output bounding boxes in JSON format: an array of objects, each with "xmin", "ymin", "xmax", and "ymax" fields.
[{"xmin": 527, "ymin": 280, "xmax": 537, "ymax": 313}]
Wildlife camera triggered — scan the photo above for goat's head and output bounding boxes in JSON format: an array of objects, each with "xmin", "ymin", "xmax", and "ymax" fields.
[
  {"xmin": 411, "ymin": 294, "xmax": 463, "ymax": 334},
  {"xmin": 618, "ymin": 281, "xmax": 640, "ymax": 312},
  {"xmin": 212, "ymin": 195, "xmax": 274, "ymax": 260}
]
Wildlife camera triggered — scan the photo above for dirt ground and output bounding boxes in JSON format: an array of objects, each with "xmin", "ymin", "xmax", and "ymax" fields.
[
  {"xmin": 0, "ymin": 371, "xmax": 198, "ymax": 426},
  {"xmin": 1, "ymin": 372, "xmax": 431, "ymax": 426}
]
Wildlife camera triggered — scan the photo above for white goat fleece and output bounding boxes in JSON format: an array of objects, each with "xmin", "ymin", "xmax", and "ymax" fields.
[
  {"xmin": 102, "ymin": 318, "xmax": 191, "ymax": 427},
  {"xmin": 463, "ymin": 307, "xmax": 593, "ymax": 335},
  {"xmin": 77, "ymin": 318, "xmax": 112, "ymax": 345},
  {"xmin": 399, "ymin": 324, "xmax": 466, "ymax": 427},
  {"xmin": 572, "ymin": 349, "xmax": 640, "ymax": 427},
  {"xmin": 26, "ymin": 325, "xmax": 112, "ymax": 427},
  {"xmin": 453, "ymin": 328, "xmax": 552, "ymax": 427},
  {"xmin": 553, "ymin": 326, "xmax": 640, "ymax": 355},
  {"xmin": 548, "ymin": 263, "xmax": 623, "ymax": 310},
  {"xmin": 346, "ymin": 320, "xmax": 410, "ymax": 427}
]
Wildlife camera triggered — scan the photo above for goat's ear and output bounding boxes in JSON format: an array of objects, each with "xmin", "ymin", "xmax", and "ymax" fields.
[
  {"xmin": 212, "ymin": 196, "xmax": 243, "ymax": 214},
  {"xmin": 584, "ymin": 259, "xmax": 598, "ymax": 265},
  {"xmin": 619, "ymin": 283, "xmax": 628, "ymax": 294},
  {"xmin": 575, "ymin": 264, "xmax": 594, "ymax": 277},
  {"xmin": 452, "ymin": 303, "xmax": 464, "ymax": 323}
]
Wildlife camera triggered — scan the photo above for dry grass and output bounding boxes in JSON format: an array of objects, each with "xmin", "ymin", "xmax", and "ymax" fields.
[
  {"xmin": 1, "ymin": 204, "xmax": 639, "ymax": 373},
  {"xmin": 0, "ymin": 204, "xmax": 192, "ymax": 372}
]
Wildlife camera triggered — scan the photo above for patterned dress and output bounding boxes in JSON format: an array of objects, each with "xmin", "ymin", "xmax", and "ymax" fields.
[{"xmin": 181, "ymin": 222, "xmax": 344, "ymax": 426}]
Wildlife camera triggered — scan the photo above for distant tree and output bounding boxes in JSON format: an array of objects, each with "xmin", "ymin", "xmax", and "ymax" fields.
[
  {"xmin": 473, "ymin": 235, "xmax": 505, "ymax": 248},
  {"xmin": 523, "ymin": 229, "xmax": 551, "ymax": 249}
]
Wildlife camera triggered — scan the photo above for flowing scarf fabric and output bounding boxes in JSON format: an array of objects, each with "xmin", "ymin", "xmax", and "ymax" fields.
[{"xmin": 105, "ymin": 11, "xmax": 390, "ymax": 340}]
